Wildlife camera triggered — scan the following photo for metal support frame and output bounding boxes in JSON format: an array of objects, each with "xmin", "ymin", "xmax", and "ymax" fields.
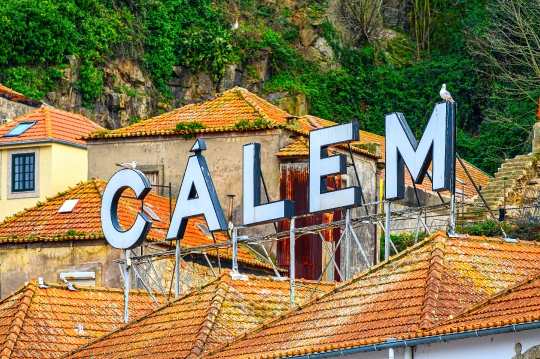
[
  {"xmin": 175, "ymin": 239, "xmax": 181, "ymax": 298},
  {"xmin": 119, "ymin": 197, "xmax": 496, "ymax": 315},
  {"xmin": 345, "ymin": 209, "xmax": 351, "ymax": 280},
  {"xmin": 456, "ymin": 154, "xmax": 516, "ymax": 242},
  {"xmin": 385, "ymin": 201, "xmax": 391, "ymax": 261},
  {"xmin": 123, "ymin": 250, "xmax": 130, "ymax": 324},
  {"xmin": 290, "ymin": 218, "xmax": 296, "ymax": 308}
]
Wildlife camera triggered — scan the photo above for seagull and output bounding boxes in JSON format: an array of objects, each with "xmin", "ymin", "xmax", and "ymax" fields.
[
  {"xmin": 60, "ymin": 276, "xmax": 77, "ymax": 291},
  {"xmin": 440, "ymin": 84, "xmax": 455, "ymax": 103},
  {"xmin": 115, "ymin": 161, "xmax": 137, "ymax": 169}
]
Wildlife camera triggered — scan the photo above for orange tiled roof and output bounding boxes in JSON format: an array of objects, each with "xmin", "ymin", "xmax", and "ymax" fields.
[
  {"xmin": 430, "ymin": 273, "xmax": 540, "ymax": 336},
  {"xmin": 0, "ymin": 84, "xmax": 40, "ymax": 105},
  {"xmin": 0, "ymin": 179, "xmax": 271, "ymax": 271},
  {"xmin": 63, "ymin": 271, "xmax": 336, "ymax": 359},
  {"xmin": 0, "ymin": 106, "xmax": 103, "ymax": 148},
  {"xmin": 0, "ymin": 279, "xmax": 162, "ymax": 359},
  {"xmin": 80, "ymin": 88, "xmax": 375, "ymax": 160},
  {"xmin": 203, "ymin": 231, "xmax": 540, "ymax": 359},
  {"xmin": 83, "ymin": 87, "xmax": 291, "ymax": 140}
]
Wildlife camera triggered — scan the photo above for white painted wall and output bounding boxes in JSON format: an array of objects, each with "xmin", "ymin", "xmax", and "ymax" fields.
[{"xmin": 326, "ymin": 329, "xmax": 540, "ymax": 359}]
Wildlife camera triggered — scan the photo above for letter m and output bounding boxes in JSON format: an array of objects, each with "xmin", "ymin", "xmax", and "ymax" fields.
[{"xmin": 385, "ymin": 102, "xmax": 456, "ymax": 200}]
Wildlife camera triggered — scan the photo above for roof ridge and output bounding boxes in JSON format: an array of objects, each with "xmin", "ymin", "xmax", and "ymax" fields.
[
  {"xmin": 418, "ymin": 236, "xmax": 446, "ymax": 330},
  {"xmin": 0, "ymin": 284, "xmax": 36, "ymax": 359},
  {"xmin": 203, "ymin": 237, "xmax": 438, "ymax": 358},
  {"xmin": 235, "ymin": 88, "xmax": 284, "ymax": 125},
  {"xmin": 44, "ymin": 106, "xmax": 53, "ymax": 139},
  {"xmin": 186, "ymin": 273, "xmax": 232, "ymax": 358},
  {"xmin": 61, "ymin": 275, "xmax": 228, "ymax": 358}
]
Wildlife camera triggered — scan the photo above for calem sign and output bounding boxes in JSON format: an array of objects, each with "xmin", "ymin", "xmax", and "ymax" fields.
[{"xmin": 101, "ymin": 102, "xmax": 456, "ymax": 250}]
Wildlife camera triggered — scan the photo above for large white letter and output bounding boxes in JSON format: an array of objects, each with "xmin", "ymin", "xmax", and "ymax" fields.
[
  {"xmin": 101, "ymin": 169, "xmax": 152, "ymax": 249},
  {"xmin": 243, "ymin": 143, "xmax": 294, "ymax": 226},
  {"xmin": 385, "ymin": 102, "xmax": 456, "ymax": 200},
  {"xmin": 166, "ymin": 140, "xmax": 227, "ymax": 239},
  {"xmin": 309, "ymin": 122, "xmax": 361, "ymax": 213}
]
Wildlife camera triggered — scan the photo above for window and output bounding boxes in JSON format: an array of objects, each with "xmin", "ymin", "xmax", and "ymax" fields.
[
  {"xmin": 143, "ymin": 171, "xmax": 160, "ymax": 194},
  {"xmin": 12, "ymin": 153, "xmax": 35, "ymax": 192},
  {"xmin": 4, "ymin": 122, "xmax": 36, "ymax": 137}
]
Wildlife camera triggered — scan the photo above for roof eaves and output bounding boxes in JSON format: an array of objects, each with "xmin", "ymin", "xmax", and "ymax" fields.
[
  {"xmin": 0, "ymin": 285, "xmax": 35, "ymax": 359},
  {"xmin": 0, "ymin": 139, "xmax": 87, "ymax": 149}
]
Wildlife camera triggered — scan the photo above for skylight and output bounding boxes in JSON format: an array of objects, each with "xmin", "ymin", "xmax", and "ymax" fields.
[
  {"xmin": 143, "ymin": 206, "xmax": 161, "ymax": 221},
  {"xmin": 4, "ymin": 121, "xmax": 36, "ymax": 137},
  {"xmin": 58, "ymin": 199, "xmax": 79, "ymax": 213}
]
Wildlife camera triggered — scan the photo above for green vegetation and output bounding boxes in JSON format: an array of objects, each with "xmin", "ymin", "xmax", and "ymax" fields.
[
  {"xmin": 0, "ymin": 0, "xmax": 537, "ymax": 174},
  {"xmin": 232, "ymin": 118, "xmax": 274, "ymax": 131},
  {"xmin": 379, "ymin": 231, "xmax": 428, "ymax": 261},
  {"xmin": 174, "ymin": 121, "xmax": 206, "ymax": 138},
  {"xmin": 66, "ymin": 229, "xmax": 85, "ymax": 236}
]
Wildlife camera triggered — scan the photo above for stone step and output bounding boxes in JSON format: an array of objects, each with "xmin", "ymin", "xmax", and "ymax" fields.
[
  {"xmin": 493, "ymin": 172, "xmax": 525, "ymax": 178},
  {"xmin": 500, "ymin": 162, "xmax": 532, "ymax": 169}
]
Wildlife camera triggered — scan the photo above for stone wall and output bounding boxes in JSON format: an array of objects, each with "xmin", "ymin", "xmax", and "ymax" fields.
[
  {"xmin": 0, "ymin": 97, "xmax": 36, "ymax": 121},
  {"xmin": 0, "ymin": 240, "xmax": 123, "ymax": 298}
]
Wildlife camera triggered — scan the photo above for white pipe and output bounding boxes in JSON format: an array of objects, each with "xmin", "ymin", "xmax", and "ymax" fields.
[
  {"xmin": 389, "ymin": 348, "xmax": 394, "ymax": 359},
  {"xmin": 404, "ymin": 346, "xmax": 413, "ymax": 359}
]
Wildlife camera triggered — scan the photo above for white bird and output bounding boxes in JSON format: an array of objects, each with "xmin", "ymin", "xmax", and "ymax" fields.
[
  {"xmin": 232, "ymin": 19, "xmax": 239, "ymax": 30},
  {"xmin": 440, "ymin": 84, "xmax": 455, "ymax": 103},
  {"xmin": 115, "ymin": 161, "xmax": 138, "ymax": 169}
]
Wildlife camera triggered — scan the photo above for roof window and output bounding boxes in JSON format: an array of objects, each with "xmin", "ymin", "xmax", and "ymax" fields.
[
  {"xmin": 58, "ymin": 199, "xmax": 79, "ymax": 213},
  {"xmin": 4, "ymin": 121, "xmax": 36, "ymax": 137}
]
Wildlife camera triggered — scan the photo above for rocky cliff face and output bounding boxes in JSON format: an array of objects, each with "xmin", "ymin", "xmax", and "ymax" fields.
[{"xmin": 42, "ymin": 0, "xmax": 408, "ymax": 129}]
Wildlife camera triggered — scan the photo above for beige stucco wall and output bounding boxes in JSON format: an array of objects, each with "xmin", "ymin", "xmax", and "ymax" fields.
[
  {"xmin": 50, "ymin": 142, "xmax": 88, "ymax": 192},
  {"xmin": 0, "ymin": 142, "xmax": 89, "ymax": 219},
  {"xmin": 87, "ymin": 130, "xmax": 291, "ymax": 236},
  {"xmin": 0, "ymin": 240, "xmax": 123, "ymax": 298}
]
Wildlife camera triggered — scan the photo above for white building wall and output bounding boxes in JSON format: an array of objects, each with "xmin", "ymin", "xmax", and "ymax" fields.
[{"xmin": 327, "ymin": 329, "xmax": 540, "ymax": 359}]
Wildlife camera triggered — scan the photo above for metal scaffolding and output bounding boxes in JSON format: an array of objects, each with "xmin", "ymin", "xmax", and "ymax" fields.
[{"xmin": 115, "ymin": 152, "xmax": 518, "ymax": 315}]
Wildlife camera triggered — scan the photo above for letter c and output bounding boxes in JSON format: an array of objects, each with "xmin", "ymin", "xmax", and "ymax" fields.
[{"xmin": 101, "ymin": 169, "xmax": 152, "ymax": 249}]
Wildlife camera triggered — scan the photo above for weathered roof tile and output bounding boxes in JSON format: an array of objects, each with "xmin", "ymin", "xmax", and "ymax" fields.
[
  {"xmin": 63, "ymin": 271, "xmax": 336, "ymax": 359},
  {"xmin": 0, "ymin": 280, "xmax": 162, "ymax": 359}
]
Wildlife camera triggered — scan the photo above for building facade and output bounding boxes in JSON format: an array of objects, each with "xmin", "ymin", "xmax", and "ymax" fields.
[
  {"xmin": 0, "ymin": 106, "xmax": 103, "ymax": 219},
  {"xmin": 83, "ymin": 87, "xmax": 382, "ymax": 280}
]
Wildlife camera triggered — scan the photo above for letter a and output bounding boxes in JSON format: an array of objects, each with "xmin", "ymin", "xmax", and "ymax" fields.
[{"xmin": 166, "ymin": 140, "xmax": 227, "ymax": 239}]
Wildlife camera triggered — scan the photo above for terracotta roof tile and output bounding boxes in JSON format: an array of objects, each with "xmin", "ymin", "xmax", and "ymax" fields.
[
  {"xmin": 0, "ymin": 179, "xmax": 270, "ymax": 271},
  {"xmin": 0, "ymin": 280, "xmax": 162, "ymax": 359},
  {"xmin": 84, "ymin": 88, "xmax": 291, "ymax": 140},
  {"xmin": 203, "ymin": 232, "xmax": 540, "ymax": 359},
  {"xmin": 0, "ymin": 84, "xmax": 40, "ymax": 105},
  {"xmin": 63, "ymin": 271, "xmax": 336, "ymax": 359},
  {"xmin": 0, "ymin": 107, "xmax": 103, "ymax": 147},
  {"xmin": 433, "ymin": 272, "xmax": 540, "ymax": 335}
]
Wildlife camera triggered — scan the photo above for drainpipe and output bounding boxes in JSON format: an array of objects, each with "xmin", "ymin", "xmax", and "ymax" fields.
[
  {"xmin": 404, "ymin": 347, "xmax": 413, "ymax": 359},
  {"xmin": 387, "ymin": 338, "xmax": 396, "ymax": 359}
]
